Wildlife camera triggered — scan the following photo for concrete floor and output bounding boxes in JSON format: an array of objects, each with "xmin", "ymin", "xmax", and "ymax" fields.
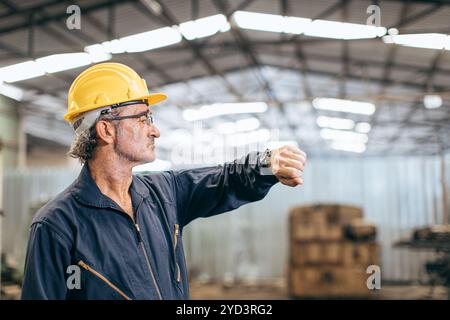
[
  {"xmin": 189, "ymin": 279, "xmax": 449, "ymax": 300},
  {"xmin": 2, "ymin": 280, "xmax": 447, "ymax": 300}
]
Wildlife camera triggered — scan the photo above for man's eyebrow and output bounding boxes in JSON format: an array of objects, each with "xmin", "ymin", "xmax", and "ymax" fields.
[{"xmin": 140, "ymin": 111, "xmax": 152, "ymax": 118}]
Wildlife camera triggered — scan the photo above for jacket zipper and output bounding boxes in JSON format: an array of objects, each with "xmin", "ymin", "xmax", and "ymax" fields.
[
  {"xmin": 105, "ymin": 196, "xmax": 164, "ymax": 299},
  {"xmin": 78, "ymin": 260, "xmax": 132, "ymax": 300},
  {"xmin": 135, "ymin": 223, "xmax": 163, "ymax": 300},
  {"xmin": 173, "ymin": 224, "xmax": 181, "ymax": 283}
]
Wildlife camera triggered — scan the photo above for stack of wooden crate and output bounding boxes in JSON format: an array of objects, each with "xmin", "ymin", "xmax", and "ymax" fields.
[{"xmin": 288, "ymin": 204, "xmax": 379, "ymax": 298}]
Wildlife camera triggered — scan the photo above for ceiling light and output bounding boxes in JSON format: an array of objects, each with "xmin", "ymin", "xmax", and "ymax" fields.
[
  {"xmin": 233, "ymin": 11, "xmax": 311, "ymax": 34},
  {"xmin": 120, "ymin": 26, "xmax": 182, "ymax": 53},
  {"xmin": 388, "ymin": 28, "xmax": 399, "ymax": 36},
  {"xmin": 383, "ymin": 33, "xmax": 449, "ymax": 50},
  {"xmin": 313, "ymin": 98, "xmax": 376, "ymax": 115},
  {"xmin": 330, "ymin": 141, "xmax": 366, "ymax": 153},
  {"xmin": 0, "ymin": 61, "xmax": 45, "ymax": 83},
  {"xmin": 36, "ymin": 53, "xmax": 93, "ymax": 73},
  {"xmin": 235, "ymin": 117, "xmax": 260, "ymax": 131},
  {"xmin": 217, "ymin": 122, "xmax": 236, "ymax": 134},
  {"xmin": 304, "ymin": 20, "xmax": 386, "ymax": 39},
  {"xmin": 0, "ymin": 82, "xmax": 24, "ymax": 101},
  {"xmin": 316, "ymin": 116, "xmax": 355, "ymax": 130},
  {"xmin": 217, "ymin": 117, "xmax": 260, "ymax": 134},
  {"xmin": 233, "ymin": 11, "xmax": 286, "ymax": 33},
  {"xmin": 84, "ymin": 44, "xmax": 113, "ymax": 62},
  {"xmin": 180, "ymin": 14, "xmax": 230, "ymax": 40},
  {"xmin": 424, "ymin": 94, "xmax": 443, "ymax": 109},
  {"xmin": 233, "ymin": 11, "xmax": 385, "ymax": 39},
  {"xmin": 320, "ymin": 128, "xmax": 368, "ymax": 144},
  {"xmin": 101, "ymin": 39, "xmax": 126, "ymax": 54},
  {"xmin": 355, "ymin": 122, "xmax": 372, "ymax": 133},
  {"xmin": 283, "ymin": 16, "xmax": 312, "ymax": 34},
  {"xmin": 183, "ymin": 102, "xmax": 268, "ymax": 121}
]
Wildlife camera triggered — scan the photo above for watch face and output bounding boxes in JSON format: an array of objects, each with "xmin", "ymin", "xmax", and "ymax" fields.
[{"xmin": 261, "ymin": 150, "xmax": 270, "ymax": 167}]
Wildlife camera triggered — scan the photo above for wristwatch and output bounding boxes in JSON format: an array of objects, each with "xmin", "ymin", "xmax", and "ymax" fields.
[{"xmin": 260, "ymin": 148, "xmax": 272, "ymax": 168}]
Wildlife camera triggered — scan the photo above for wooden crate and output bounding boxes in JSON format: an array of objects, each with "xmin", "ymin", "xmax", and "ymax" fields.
[
  {"xmin": 344, "ymin": 219, "xmax": 377, "ymax": 241},
  {"xmin": 289, "ymin": 204, "xmax": 363, "ymax": 227},
  {"xmin": 291, "ymin": 224, "xmax": 343, "ymax": 241},
  {"xmin": 291, "ymin": 241, "xmax": 344, "ymax": 266},
  {"xmin": 342, "ymin": 242, "xmax": 379, "ymax": 267},
  {"xmin": 337, "ymin": 205, "xmax": 364, "ymax": 225},
  {"xmin": 289, "ymin": 266, "xmax": 372, "ymax": 298},
  {"xmin": 291, "ymin": 241, "xmax": 379, "ymax": 267}
]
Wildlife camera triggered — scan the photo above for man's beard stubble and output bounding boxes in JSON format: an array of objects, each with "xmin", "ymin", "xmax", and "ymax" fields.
[{"xmin": 113, "ymin": 124, "xmax": 155, "ymax": 164}]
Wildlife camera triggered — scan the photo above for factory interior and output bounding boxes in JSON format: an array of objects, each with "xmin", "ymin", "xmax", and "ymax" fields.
[{"xmin": 0, "ymin": 0, "xmax": 449, "ymax": 300}]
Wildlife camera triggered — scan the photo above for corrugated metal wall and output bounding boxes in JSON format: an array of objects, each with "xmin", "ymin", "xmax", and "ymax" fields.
[
  {"xmin": 1, "ymin": 168, "xmax": 79, "ymax": 269},
  {"xmin": 184, "ymin": 154, "xmax": 449, "ymax": 282},
  {"xmin": 2, "ymin": 154, "xmax": 449, "ymax": 282}
]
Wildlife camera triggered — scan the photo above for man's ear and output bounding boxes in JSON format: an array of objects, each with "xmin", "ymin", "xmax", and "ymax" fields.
[{"xmin": 95, "ymin": 120, "xmax": 116, "ymax": 144}]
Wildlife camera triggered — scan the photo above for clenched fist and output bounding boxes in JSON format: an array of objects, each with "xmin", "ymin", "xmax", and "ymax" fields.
[{"xmin": 270, "ymin": 145, "xmax": 307, "ymax": 187}]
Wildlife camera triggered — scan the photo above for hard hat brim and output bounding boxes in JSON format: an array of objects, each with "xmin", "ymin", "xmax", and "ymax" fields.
[
  {"xmin": 64, "ymin": 92, "xmax": 167, "ymax": 123},
  {"xmin": 145, "ymin": 92, "xmax": 167, "ymax": 106}
]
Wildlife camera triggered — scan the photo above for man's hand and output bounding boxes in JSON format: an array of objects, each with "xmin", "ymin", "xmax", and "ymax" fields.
[{"xmin": 270, "ymin": 145, "xmax": 307, "ymax": 187}]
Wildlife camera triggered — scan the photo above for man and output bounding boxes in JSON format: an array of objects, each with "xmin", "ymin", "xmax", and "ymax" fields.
[{"xmin": 21, "ymin": 62, "xmax": 306, "ymax": 300}]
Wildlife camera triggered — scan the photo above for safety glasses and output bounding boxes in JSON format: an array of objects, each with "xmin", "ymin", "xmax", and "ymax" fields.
[
  {"xmin": 99, "ymin": 99, "xmax": 154, "ymax": 125},
  {"xmin": 106, "ymin": 111, "xmax": 154, "ymax": 126}
]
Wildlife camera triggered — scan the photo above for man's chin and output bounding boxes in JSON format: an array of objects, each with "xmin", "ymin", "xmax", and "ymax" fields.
[
  {"xmin": 141, "ymin": 152, "xmax": 156, "ymax": 164},
  {"xmin": 132, "ymin": 157, "xmax": 155, "ymax": 170}
]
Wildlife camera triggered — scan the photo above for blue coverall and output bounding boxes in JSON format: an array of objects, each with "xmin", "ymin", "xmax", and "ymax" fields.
[{"xmin": 21, "ymin": 151, "xmax": 278, "ymax": 300}]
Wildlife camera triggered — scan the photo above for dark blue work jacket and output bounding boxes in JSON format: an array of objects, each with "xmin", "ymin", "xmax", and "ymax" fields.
[{"xmin": 21, "ymin": 152, "xmax": 278, "ymax": 300}]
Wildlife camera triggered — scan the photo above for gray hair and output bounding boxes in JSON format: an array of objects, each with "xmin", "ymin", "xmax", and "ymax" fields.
[
  {"xmin": 68, "ymin": 109, "xmax": 121, "ymax": 164},
  {"xmin": 68, "ymin": 122, "xmax": 99, "ymax": 164}
]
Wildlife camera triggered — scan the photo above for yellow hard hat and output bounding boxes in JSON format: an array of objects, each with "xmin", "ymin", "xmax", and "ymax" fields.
[{"xmin": 64, "ymin": 62, "xmax": 167, "ymax": 123}]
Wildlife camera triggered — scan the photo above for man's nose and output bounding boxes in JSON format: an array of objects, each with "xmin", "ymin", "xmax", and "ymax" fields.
[{"xmin": 148, "ymin": 123, "xmax": 160, "ymax": 138}]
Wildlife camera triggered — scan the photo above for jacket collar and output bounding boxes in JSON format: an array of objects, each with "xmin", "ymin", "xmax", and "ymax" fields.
[{"xmin": 71, "ymin": 164, "xmax": 149, "ymax": 208}]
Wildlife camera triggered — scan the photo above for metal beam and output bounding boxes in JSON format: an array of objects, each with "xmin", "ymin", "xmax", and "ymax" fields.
[
  {"xmin": 211, "ymin": 0, "xmax": 296, "ymax": 138},
  {"xmin": 0, "ymin": 0, "xmax": 136, "ymax": 36},
  {"xmin": 381, "ymin": 0, "xmax": 450, "ymax": 151},
  {"xmin": 65, "ymin": 0, "xmax": 194, "ymax": 111},
  {"xmin": 22, "ymin": 35, "xmax": 450, "ymax": 85},
  {"xmin": 0, "ymin": 0, "xmax": 84, "ymax": 52},
  {"xmin": 38, "ymin": 46, "xmax": 450, "ymax": 97},
  {"xmin": 191, "ymin": 0, "xmax": 199, "ymax": 20},
  {"xmin": 387, "ymin": 3, "xmax": 442, "ymax": 30},
  {"xmin": 290, "ymin": 0, "xmax": 345, "ymax": 135},
  {"xmin": 425, "ymin": 50, "xmax": 446, "ymax": 90},
  {"xmin": 196, "ymin": 0, "xmax": 256, "ymax": 49},
  {"xmin": 285, "ymin": 0, "xmax": 345, "ymax": 43},
  {"xmin": 213, "ymin": 0, "xmax": 306, "ymax": 143},
  {"xmin": 0, "ymin": 41, "xmax": 73, "ymax": 87},
  {"xmin": 294, "ymin": 43, "xmax": 312, "ymax": 100},
  {"xmin": 383, "ymin": 0, "xmax": 450, "ymax": 6},
  {"xmin": 147, "ymin": 0, "xmax": 244, "ymax": 100},
  {"xmin": 384, "ymin": 48, "xmax": 449, "ymax": 150},
  {"xmin": 213, "ymin": 0, "xmax": 280, "ymax": 104},
  {"xmin": 159, "ymin": 38, "xmax": 450, "ymax": 79},
  {"xmin": 340, "ymin": 0, "xmax": 350, "ymax": 98},
  {"xmin": 0, "ymin": 0, "xmax": 63, "ymax": 18},
  {"xmin": 0, "ymin": 0, "xmax": 16, "ymax": 12},
  {"xmin": 237, "ymin": 62, "xmax": 449, "ymax": 93},
  {"xmin": 371, "ymin": 2, "xmax": 411, "ymax": 132},
  {"xmin": 291, "ymin": 0, "xmax": 345, "ymax": 98}
]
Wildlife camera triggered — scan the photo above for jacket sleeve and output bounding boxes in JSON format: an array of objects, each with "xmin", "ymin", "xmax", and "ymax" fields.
[
  {"xmin": 21, "ymin": 221, "xmax": 72, "ymax": 300},
  {"xmin": 172, "ymin": 151, "xmax": 279, "ymax": 226}
]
